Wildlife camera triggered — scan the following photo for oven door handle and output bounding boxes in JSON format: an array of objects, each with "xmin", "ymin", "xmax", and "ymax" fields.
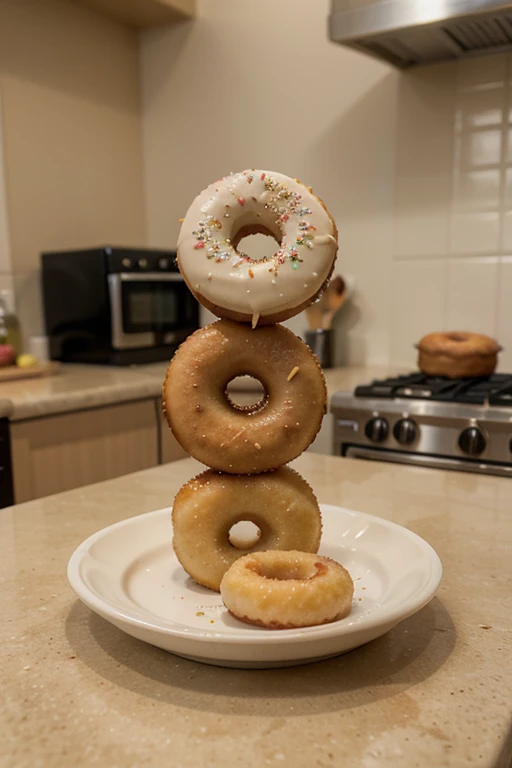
[
  {"xmin": 344, "ymin": 446, "xmax": 512, "ymax": 477},
  {"xmin": 118, "ymin": 272, "xmax": 184, "ymax": 282}
]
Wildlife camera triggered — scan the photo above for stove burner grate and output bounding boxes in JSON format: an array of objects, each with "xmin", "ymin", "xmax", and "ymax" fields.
[{"xmin": 354, "ymin": 373, "xmax": 512, "ymax": 406}]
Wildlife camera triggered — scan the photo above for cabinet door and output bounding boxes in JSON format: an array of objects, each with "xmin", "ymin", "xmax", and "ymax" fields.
[{"xmin": 11, "ymin": 400, "xmax": 158, "ymax": 503}]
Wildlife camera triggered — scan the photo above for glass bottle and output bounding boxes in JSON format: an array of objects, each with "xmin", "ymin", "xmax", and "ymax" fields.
[{"xmin": 0, "ymin": 292, "xmax": 22, "ymax": 355}]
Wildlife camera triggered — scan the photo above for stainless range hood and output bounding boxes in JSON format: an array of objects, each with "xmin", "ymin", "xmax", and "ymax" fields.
[{"xmin": 329, "ymin": 0, "xmax": 512, "ymax": 68}]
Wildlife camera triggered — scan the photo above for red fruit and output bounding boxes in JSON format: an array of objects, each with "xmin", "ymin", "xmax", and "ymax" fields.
[{"xmin": 0, "ymin": 345, "xmax": 15, "ymax": 367}]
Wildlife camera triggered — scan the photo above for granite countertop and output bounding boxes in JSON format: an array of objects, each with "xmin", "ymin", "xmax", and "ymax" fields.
[
  {"xmin": 0, "ymin": 363, "xmax": 403, "ymax": 422},
  {"xmin": 0, "ymin": 362, "xmax": 170, "ymax": 421},
  {"xmin": 2, "ymin": 453, "xmax": 511, "ymax": 767}
]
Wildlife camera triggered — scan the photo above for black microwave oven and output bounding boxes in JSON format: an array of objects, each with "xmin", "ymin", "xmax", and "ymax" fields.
[{"xmin": 42, "ymin": 246, "xmax": 199, "ymax": 365}]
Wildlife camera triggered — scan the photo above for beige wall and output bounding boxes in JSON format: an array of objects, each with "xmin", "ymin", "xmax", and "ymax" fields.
[
  {"xmin": 0, "ymin": 0, "xmax": 146, "ymax": 345},
  {"xmin": 140, "ymin": 0, "xmax": 398, "ymax": 365},
  {"xmin": 2, "ymin": 0, "xmax": 509, "ymax": 371},
  {"xmin": 140, "ymin": 1, "xmax": 512, "ymax": 371},
  {"xmin": 0, "ymin": 84, "xmax": 11, "ymax": 278}
]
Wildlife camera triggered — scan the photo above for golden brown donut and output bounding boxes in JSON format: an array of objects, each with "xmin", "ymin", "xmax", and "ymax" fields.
[
  {"xmin": 417, "ymin": 332, "xmax": 500, "ymax": 378},
  {"xmin": 162, "ymin": 319, "xmax": 327, "ymax": 474},
  {"xmin": 220, "ymin": 550, "xmax": 354, "ymax": 629},
  {"xmin": 172, "ymin": 468, "xmax": 322, "ymax": 592}
]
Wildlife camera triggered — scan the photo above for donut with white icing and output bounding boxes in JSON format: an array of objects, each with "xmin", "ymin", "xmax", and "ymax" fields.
[{"xmin": 177, "ymin": 170, "xmax": 338, "ymax": 325}]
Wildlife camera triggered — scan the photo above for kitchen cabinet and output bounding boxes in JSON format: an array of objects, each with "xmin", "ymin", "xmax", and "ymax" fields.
[
  {"xmin": 71, "ymin": 0, "xmax": 195, "ymax": 28},
  {"xmin": 159, "ymin": 406, "xmax": 189, "ymax": 464},
  {"xmin": 11, "ymin": 400, "xmax": 158, "ymax": 504}
]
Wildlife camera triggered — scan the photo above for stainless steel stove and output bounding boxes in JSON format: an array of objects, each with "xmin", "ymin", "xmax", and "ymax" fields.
[{"xmin": 331, "ymin": 373, "xmax": 512, "ymax": 477}]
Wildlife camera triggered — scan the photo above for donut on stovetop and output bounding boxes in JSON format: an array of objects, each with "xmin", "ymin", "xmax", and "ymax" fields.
[{"xmin": 417, "ymin": 332, "xmax": 500, "ymax": 378}]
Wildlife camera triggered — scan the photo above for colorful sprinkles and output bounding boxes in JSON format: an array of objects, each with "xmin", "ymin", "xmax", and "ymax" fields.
[{"xmin": 191, "ymin": 171, "xmax": 319, "ymax": 274}]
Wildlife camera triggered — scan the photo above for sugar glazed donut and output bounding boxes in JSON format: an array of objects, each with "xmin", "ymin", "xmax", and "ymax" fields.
[
  {"xmin": 177, "ymin": 169, "xmax": 338, "ymax": 326},
  {"xmin": 172, "ymin": 468, "xmax": 322, "ymax": 591},
  {"xmin": 162, "ymin": 319, "xmax": 327, "ymax": 474},
  {"xmin": 418, "ymin": 332, "xmax": 500, "ymax": 378},
  {"xmin": 220, "ymin": 550, "xmax": 354, "ymax": 629}
]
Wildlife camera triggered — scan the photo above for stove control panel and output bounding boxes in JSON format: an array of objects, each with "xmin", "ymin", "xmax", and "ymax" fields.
[{"xmin": 331, "ymin": 390, "xmax": 512, "ymax": 477}]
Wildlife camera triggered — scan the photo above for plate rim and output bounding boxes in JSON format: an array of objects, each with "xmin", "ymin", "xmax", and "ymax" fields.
[{"xmin": 67, "ymin": 504, "xmax": 443, "ymax": 647}]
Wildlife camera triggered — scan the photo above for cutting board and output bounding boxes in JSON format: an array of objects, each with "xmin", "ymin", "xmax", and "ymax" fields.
[{"xmin": 0, "ymin": 361, "xmax": 61, "ymax": 382}]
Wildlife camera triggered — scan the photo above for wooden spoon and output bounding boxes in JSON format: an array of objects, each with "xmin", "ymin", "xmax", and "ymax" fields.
[{"xmin": 321, "ymin": 276, "xmax": 346, "ymax": 329}]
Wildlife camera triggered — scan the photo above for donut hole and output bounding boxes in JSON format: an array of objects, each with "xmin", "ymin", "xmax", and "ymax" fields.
[
  {"xmin": 447, "ymin": 332, "xmax": 469, "ymax": 343},
  {"xmin": 253, "ymin": 558, "xmax": 322, "ymax": 581},
  {"xmin": 225, "ymin": 376, "xmax": 268, "ymax": 411},
  {"xmin": 234, "ymin": 230, "xmax": 280, "ymax": 262},
  {"xmin": 228, "ymin": 521, "xmax": 262, "ymax": 550}
]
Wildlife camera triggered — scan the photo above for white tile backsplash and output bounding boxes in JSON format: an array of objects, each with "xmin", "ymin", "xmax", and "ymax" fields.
[
  {"xmin": 501, "ymin": 209, "xmax": 512, "ymax": 251},
  {"xmin": 457, "ymin": 54, "xmax": 508, "ymax": 91},
  {"xmin": 496, "ymin": 257, "xmax": 512, "ymax": 371},
  {"xmin": 459, "ymin": 129, "xmax": 502, "ymax": 168},
  {"xmin": 454, "ymin": 86, "xmax": 504, "ymax": 131},
  {"xmin": 504, "ymin": 167, "xmax": 512, "ymax": 205},
  {"xmin": 453, "ymin": 168, "xmax": 500, "ymax": 211},
  {"xmin": 390, "ymin": 260, "xmax": 446, "ymax": 367},
  {"xmin": 391, "ymin": 54, "xmax": 512, "ymax": 367},
  {"xmin": 450, "ymin": 211, "xmax": 500, "ymax": 255},
  {"xmin": 505, "ymin": 128, "xmax": 512, "ymax": 163},
  {"xmin": 445, "ymin": 258, "xmax": 499, "ymax": 335}
]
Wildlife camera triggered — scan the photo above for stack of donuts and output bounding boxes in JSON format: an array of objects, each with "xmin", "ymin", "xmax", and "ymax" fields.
[{"xmin": 162, "ymin": 170, "xmax": 353, "ymax": 630}]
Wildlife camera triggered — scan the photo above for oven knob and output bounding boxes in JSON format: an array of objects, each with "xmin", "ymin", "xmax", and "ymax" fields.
[
  {"xmin": 121, "ymin": 257, "xmax": 132, "ymax": 269},
  {"xmin": 364, "ymin": 417, "xmax": 389, "ymax": 443},
  {"xmin": 158, "ymin": 257, "xmax": 170, "ymax": 270},
  {"xmin": 138, "ymin": 258, "xmax": 148, "ymax": 269},
  {"xmin": 393, "ymin": 418, "xmax": 418, "ymax": 445},
  {"xmin": 459, "ymin": 426, "xmax": 486, "ymax": 457}
]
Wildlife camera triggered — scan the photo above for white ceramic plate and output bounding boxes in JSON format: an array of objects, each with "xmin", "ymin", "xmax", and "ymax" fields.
[{"xmin": 67, "ymin": 505, "xmax": 442, "ymax": 669}]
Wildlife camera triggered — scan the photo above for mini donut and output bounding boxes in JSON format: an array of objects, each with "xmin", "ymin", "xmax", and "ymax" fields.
[
  {"xmin": 177, "ymin": 169, "xmax": 338, "ymax": 325},
  {"xmin": 171, "ymin": 468, "xmax": 322, "ymax": 592},
  {"xmin": 417, "ymin": 331, "xmax": 500, "ymax": 378},
  {"xmin": 162, "ymin": 319, "xmax": 326, "ymax": 474},
  {"xmin": 220, "ymin": 550, "xmax": 354, "ymax": 629}
]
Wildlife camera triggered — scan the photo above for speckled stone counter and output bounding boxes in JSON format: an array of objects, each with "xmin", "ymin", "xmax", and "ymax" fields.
[
  {"xmin": 2, "ymin": 454, "xmax": 511, "ymax": 768},
  {"xmin": 0, "ymin": 363, "xmax": 169, "ymax": 421},
  {"xmin": 0, "ymin": 363, "xmax": 402, "ymax": 421}
]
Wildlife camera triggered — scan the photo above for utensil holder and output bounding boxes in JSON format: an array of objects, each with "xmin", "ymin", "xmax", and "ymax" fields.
[{"xmin": 305, "ymin": 329, "xmax": 334, "ymax": 369}]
